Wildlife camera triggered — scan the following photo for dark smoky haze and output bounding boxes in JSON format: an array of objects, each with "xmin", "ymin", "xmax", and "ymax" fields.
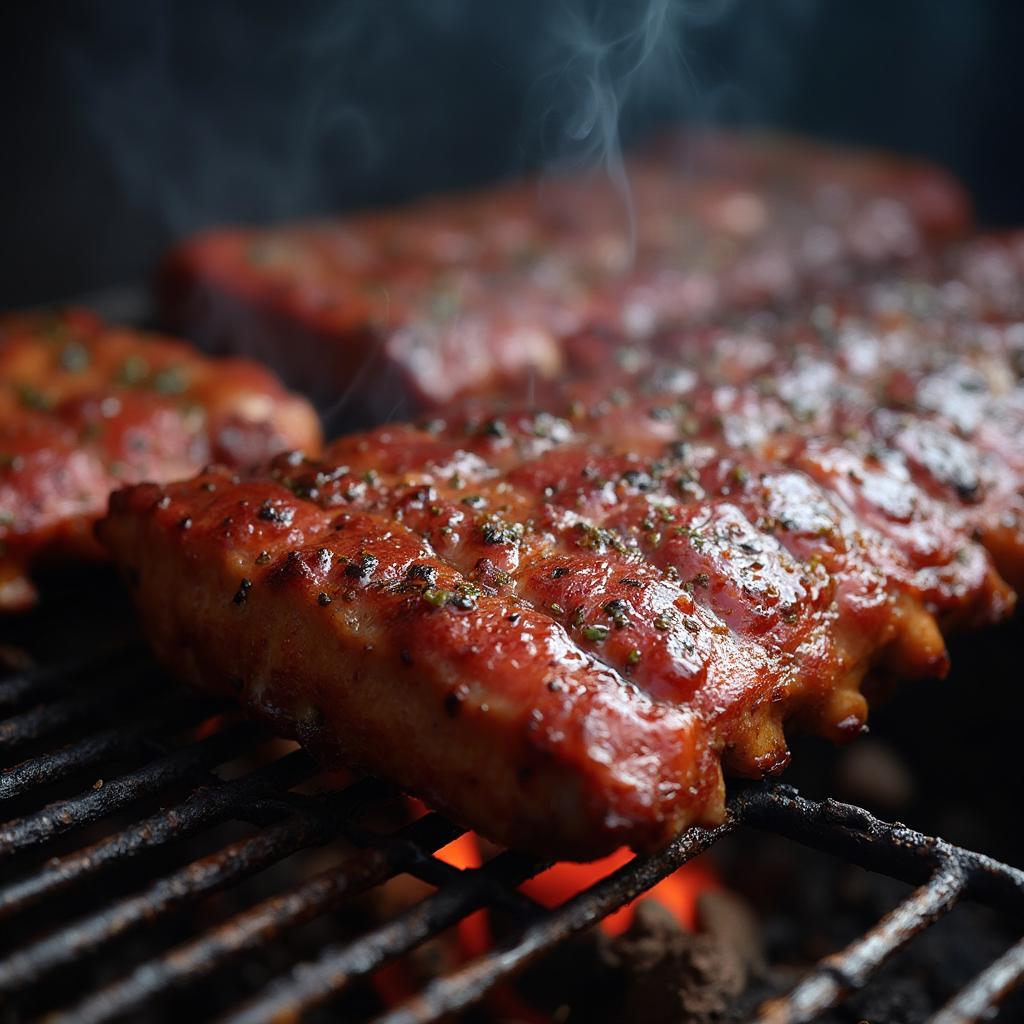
[{"xmin": 1, "ymin": 0, "xmax": 1024, "ymax": 307}]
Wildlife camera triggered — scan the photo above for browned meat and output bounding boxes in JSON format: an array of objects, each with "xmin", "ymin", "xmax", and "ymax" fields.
[
  {"xmin": 98, "ymin": 319, "xmax": 1018, "ymax": 858},
  {"xmin": 0, "ymin": 308, "xmax": 322, "ymax": 610},
  {"xmin": 561, "ymin": 232, "xmax": 1024, "ymax": 591},
  {"xmin": 160, "ymin": 132, "xmax": 969, "ymax": 423}
]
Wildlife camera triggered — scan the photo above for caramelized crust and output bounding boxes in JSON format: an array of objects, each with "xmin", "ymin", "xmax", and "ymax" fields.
[
  {"xmin": 0, "ymin": 308, "xmax": 321, "ymax": 610},
  {"xmin": 161, "ymin": 133, "xmax": 969, "ymax": 421},
  {"xmin": 559, "ymin": 233, "xmax": 1024, "ymax": 592},
  {"xmin": 99, "ymin": 320, "xmax": 1018, "ymax": 855},
  {"xmin": 101, "ymin": 474, "xmax": 723, "ymax": 859}
]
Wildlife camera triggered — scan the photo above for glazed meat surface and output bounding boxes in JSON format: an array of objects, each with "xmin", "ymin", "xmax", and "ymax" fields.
[
  {"xmin": 161, "ymin": 132, "xmax": 969, "ymax": 423},
  {"xmin": 99, "ymin": 283, "xmax": 1020, "ymax": 855},
  {"xmin": 0, "ymin": 308, "xmax": 321, "ymax": 610},
  {"xmin": 563, "ymin": 232, "xmax": 1024, "ymax": 591}
]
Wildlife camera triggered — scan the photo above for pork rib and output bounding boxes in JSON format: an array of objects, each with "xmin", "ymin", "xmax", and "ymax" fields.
[
  {"xmin": 98, "ymin": 311, "xmax": 1019, "ymax": 856},
  {"xmin": 160, "ymin": 132, "xmax": 970, "ymax": 423},
  {"xmin": 0, "ymin": 308, "xmax": 321, "ymax": 610}
]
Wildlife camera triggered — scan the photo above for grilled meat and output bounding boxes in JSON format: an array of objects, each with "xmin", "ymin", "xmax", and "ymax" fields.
[
  {"xmin": 563, "ymin": 233, "xmax": 1024, "ymax": 590},
  {"xmin": 0, "ymin": 308, "xmax": 321, "ymax": 610},
  {"xmin": 160, "ymin": 133, "xmax": 969, "ymax": 423},
  {"xmin": 98, "ymin": 291, "xmax": 1019, "ymax": 856}
]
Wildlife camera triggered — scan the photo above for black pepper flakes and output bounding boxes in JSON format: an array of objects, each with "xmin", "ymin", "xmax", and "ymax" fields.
[
  {"xmin": 621, "ymin": 469, "xmax": 655, "ymax": 492},
  {"xmin": 317, "ymin": 592, "xmax": 332, "ymax": 606},
  {"xmin": 449, "ymin": 589, "xmax": 478, "ymax": 611},
  {"xmin": 480, "ymin": 520, "xmax": 521, "ymax": 546},
  {"xmin": 480, "ymin": 417, "xmax": 508, "ymax": 439},
  {"xmin": 258, "ymin": 500, "xmax": 296, "ymax": 526},
  {"xmin": 59, "ymin": 342, "xmax": 90, "ymax": 373},
  {"xmin": 345, "ymin": 551, "xmax": 379, "ymax": 581},
  {"xmin": 152, "ymin": 366, "xmax": 187, "ymax": 395},
  {"xmin": 233, "ymin": 578, "xmax": 252, "ymax": 605},
  {"xmin": 603, "ymin": 599, "xmax": 631, "ymax": 628},
  {"xmin": 407, "ymin": 563, "xmax": 438, "ymax": 584}
]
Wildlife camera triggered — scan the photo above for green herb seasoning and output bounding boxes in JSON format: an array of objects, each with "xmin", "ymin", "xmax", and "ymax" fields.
[
  {"xmin": 117, "ymin": 355, "xmax": 150, "ymax": 386},
  {"xmin": 15, "ymin": 385, "xmax": 54, "ymax": 412},
  {"xmin": 59, "ymin": 343, "xmax": 91, "ymax": 373},
  {"xmin": 152, "ymin": 366, "xmax": 187, "ymax": 395}
]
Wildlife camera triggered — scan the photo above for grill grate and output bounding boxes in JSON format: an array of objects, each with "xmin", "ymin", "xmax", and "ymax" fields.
[{"xmin": 1, "ymin": 646, "xmax": 1023, "ymax": 1024}]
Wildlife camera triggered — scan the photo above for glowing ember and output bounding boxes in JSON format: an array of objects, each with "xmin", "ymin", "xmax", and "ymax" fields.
[
  {"xmin": 435, "ymin": 831, "xmax": 491, "ymax": 958},
  {"xmin": 375, "ymin": 808, "xmax": 720, "ymax": 1015},
  {"xmin": 519, "ymin": 847, "xmax": 719, "ymax": 935},
  {"xmin": 440, "ymin": 830, "xmax": 719, "ymax": 937}
]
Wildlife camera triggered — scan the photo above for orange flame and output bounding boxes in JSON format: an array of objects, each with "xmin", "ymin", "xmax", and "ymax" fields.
[
  {"xmin": 375, "ymin": 810, "xmax": 719, "ymax": 1015},
  {"xmin": 435, "ymin": 832, "xmax": 491, "ymax": 958},
  {"xmin": 519, "ymin": 847, "xmax": 720, "ymax": 935}
]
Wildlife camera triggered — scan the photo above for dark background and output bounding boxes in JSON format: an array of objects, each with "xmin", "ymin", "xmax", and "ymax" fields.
[{"xmin": 2, "ymin": 0, "xmax": 1024, "ymax": 308}]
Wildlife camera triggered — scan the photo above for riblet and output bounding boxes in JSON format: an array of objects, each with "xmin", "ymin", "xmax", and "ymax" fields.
[
  {"xmin": 99, "ymin": 333, "xmax": 1018, "ymax": 855},
  {"xmin": 0, "ymin": 308, "xmax": 321, "ymax": 610}
]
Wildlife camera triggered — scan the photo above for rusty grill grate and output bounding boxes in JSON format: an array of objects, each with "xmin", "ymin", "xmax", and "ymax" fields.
[{"xmin": 1, "ymin": 645, "xmax": 1023, "ymax": 1024}]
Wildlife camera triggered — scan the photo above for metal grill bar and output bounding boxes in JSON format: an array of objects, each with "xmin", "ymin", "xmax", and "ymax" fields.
[
  {"xmin": 0, "ymin": 747, "xmax": 315, "ymax": 920},
  {"xmin": 738, "ymin": 787, "xmax": 1024, "ymax": 914},
  {"xmin": 752, "ymin": 866, "xmax": 965, "ymax": 1023},
  {"xmin": 0, "ymin": 718, "xmax": 259, "ymax": 856},
  {"xmin": 0, "ymin": 646, "xmax": 142, "ymax": 714},
  {"xmin": 0, "ymin": 694, "xmax": 223, "ymax": 802},
  {"xmin": 0, "ymin": 674, "xmax": 144, "ymax": 753},
  {"xmin": 0, "ymin": 778, "xmax": 391, "ymax": 994},
  {"xmin": 368, "ymin": 818, "xmax": 731, "ymax": 1024},
  {"xmin": 930, "ymin": 938, "xmax": 1024, "ymax": 1024},
  {"xmin": 3, "ymin": 651, "xmax": 1024, "ymax": 1024},
  {"xmin": 49, "ymin": 813, "xmax": 464, "ymax": 1024},
  {"xmin": 223, "ymin": 849, "xmax": 546, "ymax": 1024}
]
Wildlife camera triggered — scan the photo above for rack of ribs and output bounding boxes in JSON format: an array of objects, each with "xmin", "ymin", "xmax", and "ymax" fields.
[
  {"xmin": 0, "ymin": 308, "xmax": 321, "ymax": 611},
  {"xmin": 160, "ymin": 132, "xmax": 970, "ymax": 424},
  {"xmin": 98, "ymin": 237, "xmax": 1021, "ymax": 858}
]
